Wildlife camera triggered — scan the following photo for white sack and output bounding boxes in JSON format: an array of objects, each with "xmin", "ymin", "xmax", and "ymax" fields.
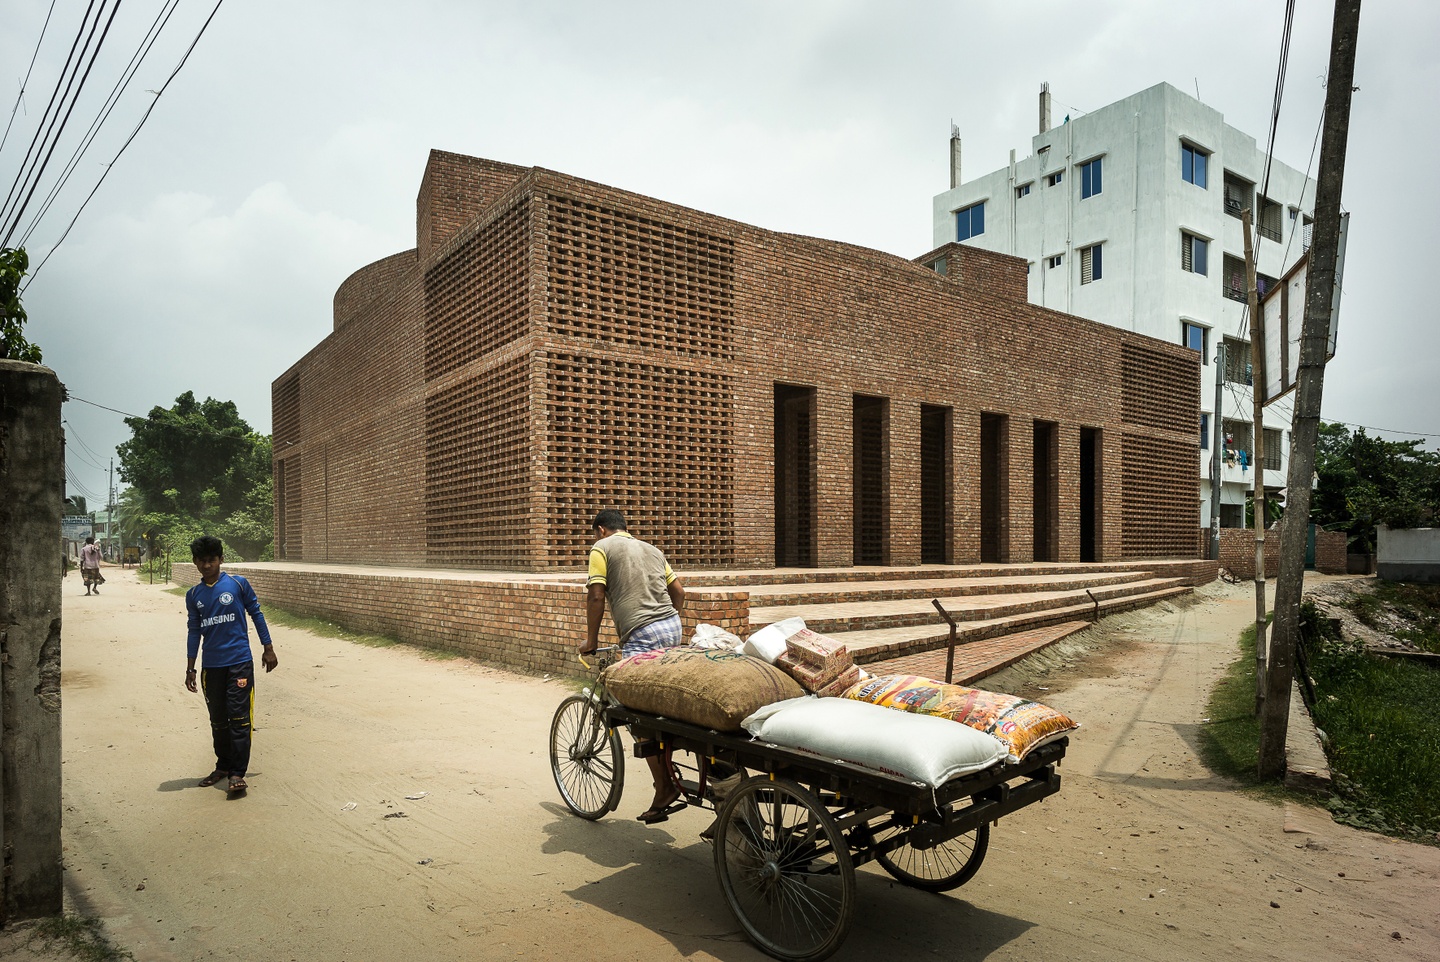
[
  {"xmin": 741, "ymin": 617, "xmax": 806, "ymax": 663},
  {"xmin": 692, "ymin": 623, "xmax": 744, "ymax": 651},
  {"xmin": 742, "ymin": 695, "xmax": 1008, "ymax": 787}
]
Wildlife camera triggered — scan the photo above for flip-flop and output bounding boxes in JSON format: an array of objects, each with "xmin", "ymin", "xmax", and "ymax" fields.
[
  {"xmin": 199, "ymin": 770, "xmax": 227, "ymax": 787},
  {"xmin": 227, "ymin": 776, "xmax": 248, "ymax": 795},
  {"xmin": 636, "ymin": 800, "xmax": 686, "ymax": 824}
]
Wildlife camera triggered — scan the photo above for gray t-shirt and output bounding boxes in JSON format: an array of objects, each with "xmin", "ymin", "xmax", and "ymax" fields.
[{"xmin": 587, "ymin": 531, "xmax": 677, "ymax": 642}]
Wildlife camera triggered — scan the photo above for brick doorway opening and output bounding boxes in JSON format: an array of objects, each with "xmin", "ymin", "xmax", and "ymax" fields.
[
  {"xmin": 1032, "ymin": 419, "xmax": 1059, "ymax": 563},
  {"xmin": 980, "ymin": 413, "xmax": 1009, "ymax": 563},
  {"xmin": 1080, "ymin": 427, "xmax": 1102, "ymax": 562},
  {"xmin": 852, "ymin": 394, "xmax": 889, "ymax": 565},
  {"xmin": 774, "ymin": 384, "xmax": 816, "ymax": 567},
  {"xmin": 920, "ymin": 404, "xmax": 952, "ymax": 564}
]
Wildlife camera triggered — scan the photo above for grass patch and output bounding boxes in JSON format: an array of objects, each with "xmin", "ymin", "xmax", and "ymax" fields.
[
  {"xmin": 259, "ymin": 605, "xmax": 401, "ymax": 650},
  {"xmin": 1197, "ymin": 621, "xmax": 1291, "ymax": 802},
  {"xmin": 1303, "ymin": 604, "xmax": 1440, "ymax": 842},
  {"xmin": 27, "ymin": 915, "xmax": 133, "ymax": 962},
  {"xmin": 1347, "ymin": 580, "xmax": 1440, "ymax": 654}
]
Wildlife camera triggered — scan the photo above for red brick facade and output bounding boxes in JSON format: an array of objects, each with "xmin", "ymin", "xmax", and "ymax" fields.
[
  {"xmin": 273, "ymin": 150, "xmax": 1201, "ymax": 572},
  {"xmin": 1214, "ymin": 524, "xmax": 1348, "ymax": 578}
]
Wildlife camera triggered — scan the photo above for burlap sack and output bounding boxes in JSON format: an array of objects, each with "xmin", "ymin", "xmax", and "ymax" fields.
[{"xmin": 602, "ymin": 646, "xmax": 805, "ymax": 732}]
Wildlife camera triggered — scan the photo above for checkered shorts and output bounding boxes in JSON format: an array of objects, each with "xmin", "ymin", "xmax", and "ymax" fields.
[{"xmin": 622, "ymin": 613, "xmax": 684, "ymax": 657}]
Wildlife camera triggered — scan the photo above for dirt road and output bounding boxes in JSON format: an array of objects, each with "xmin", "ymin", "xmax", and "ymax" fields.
[{"xmin": 8, "ymin": 569, "xmax": 1438, "ymax": 961}]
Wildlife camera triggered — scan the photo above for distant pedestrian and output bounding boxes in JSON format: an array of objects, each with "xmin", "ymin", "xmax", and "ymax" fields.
[
  {"xmin": 184, "ymin": 535, "xmax": 278, "ymax": 796},
  {"xmin": 80, "ymin": 536, "xmax": 104, "ymax": 594}
]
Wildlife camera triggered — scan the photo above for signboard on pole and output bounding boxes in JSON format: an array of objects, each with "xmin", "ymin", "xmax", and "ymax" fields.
[
  {"xmin": 1260, "ymin": 212, "xmax": 1348, "ymax": 405},
  {"xmin": 62, "ymin": 515, "xmax": 93, "ymax": 541}
]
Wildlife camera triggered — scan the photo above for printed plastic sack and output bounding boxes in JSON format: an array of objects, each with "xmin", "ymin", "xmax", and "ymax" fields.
[
  {"xmin": 742, "ymin": 695, "xmax": 1008, "ymax": 787},
  {"xmin": 602, "ymin": 647, "xmax": 804, "ymax": 732},
  {"xmin": 741, "ymin": 617, "xmax": 806, "ymax": 663},
  {"xmin": 842, "ymin": 674, "xmax": 1078, "ymax": 762},
  {"xmin": 692, "ymin": 623, "xmax": 744, "ymax": 651}
]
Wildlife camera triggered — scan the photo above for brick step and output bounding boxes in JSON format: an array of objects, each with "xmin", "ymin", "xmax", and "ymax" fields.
[
  {"xmin": 744, "ymin": 570, "xmax": 1149, "ymax": 607},
  {"xmin": 683, "ymin": 560, "xmax": 1204, "ymax": 589},
  {"xmin": 862, "ymin": 621, "xmax": 1092, "ymax": 686},
  {"xmin": 834, "ymin": 586, "xmax": 1192, "ymax": 664},
  {"xmin": 750, "ymin": 578, "xmax": 1185, "ymax": 635}
]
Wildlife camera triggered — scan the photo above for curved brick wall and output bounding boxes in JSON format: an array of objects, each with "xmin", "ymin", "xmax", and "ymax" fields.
[{"xmin": 333, "ymin": 249, "xmax": 417, "ymax": 331}]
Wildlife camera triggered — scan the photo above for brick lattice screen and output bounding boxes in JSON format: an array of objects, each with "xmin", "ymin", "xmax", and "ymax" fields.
[
  {"xmin": 544, "ymin": 193, "xmax": 735, "ymax": 359},
  {"xmin": 542, "ymin": 352, "xmax": 734, "ymax": 569},
  {"xmin": 1120, "ymin": 432, "xmax": 1196, "ymax": 557},
  {"xmin": 1121, "ymin": 342, "xmax": 1195, "ymax": 433},
  {"xmin": 424, "ymin": 357, "xmax": 533, "ymax": 567},
  {"xmin": 423, "ymin": 195, "xmax": 532, "ymax": 381}
]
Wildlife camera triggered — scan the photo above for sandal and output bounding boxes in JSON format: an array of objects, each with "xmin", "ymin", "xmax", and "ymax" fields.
[
  {"xmin": 227, "ymin": 776, "xmax": 248, "ymax": 795},
  {"xmin": 199, "ymin": 770, "xmax": 227, "ymax": 787},
  {"xmin": 637, "ymin": 788, "xmax": 685, "ymax": 824}
]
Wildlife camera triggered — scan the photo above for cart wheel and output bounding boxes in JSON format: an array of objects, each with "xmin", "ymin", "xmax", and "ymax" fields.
[
  {"xmin": 874, "ymin": 821, "xmax": 989, "ymax": 892},
  {"xmin": 713, "ymin": 777, "xmax": 855, "ymax": 962},
  {"xmin": 549, "ymin": 694, "xmax": 624, "ymax": 819}
]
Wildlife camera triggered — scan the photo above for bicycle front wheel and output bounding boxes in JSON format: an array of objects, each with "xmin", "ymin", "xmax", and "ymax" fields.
[{"xmin": 550, "ymin": 694, "xmax": 624, "ymax": 819}]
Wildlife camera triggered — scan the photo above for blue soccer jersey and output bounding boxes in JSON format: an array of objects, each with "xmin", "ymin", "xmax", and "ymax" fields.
[{"xmin": 186, "ymin": 572, "xmax": 273, "ymax": 668}]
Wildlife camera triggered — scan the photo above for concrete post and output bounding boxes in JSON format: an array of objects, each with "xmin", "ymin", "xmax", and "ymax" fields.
[{"xmin": 0, "ymin": 360, "xmax": 64, "ymax": 922}]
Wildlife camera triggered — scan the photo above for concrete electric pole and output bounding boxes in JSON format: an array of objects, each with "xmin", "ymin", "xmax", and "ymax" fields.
[{"xmin": 1258, "ymin": 0, "xmax": 1362, "ymax": 780}]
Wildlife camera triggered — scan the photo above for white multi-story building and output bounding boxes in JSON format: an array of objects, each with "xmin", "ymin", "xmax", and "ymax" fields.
[{"xmin": 933, "ymin": 82, "xmax": 1316, "ymax": 529}]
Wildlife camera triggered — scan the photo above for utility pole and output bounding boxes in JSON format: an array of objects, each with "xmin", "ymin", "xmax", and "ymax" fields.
[
  {"xmin": 1243, "ymin": 209, "xmax": 1268, "ymax": 714},
  {"xmin": 1209, "ymin": 342, "xmax": 1225, "ymax": 560},
  {"xmin": 1258, "ymin": 0, "xmax": 1361, "ymax": 779}
]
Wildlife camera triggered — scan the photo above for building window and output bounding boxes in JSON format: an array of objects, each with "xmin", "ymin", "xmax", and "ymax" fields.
[
  {"xmin": 1223, "ymin": 419, "xmax": 1252, "ymax": 469},
  {"xmin": 1183, "ymin": 321, "xmax": 1208, "ymax": 360},
  {"xmin": 1046, "ymin": 170, "xmax": 1063, "ymax": 187},
  {"xmin": 1223, "ymin": 254, "xmax": 1247, "ymax": 302},
  {"xmin": 1047, "ymin": 254, "xmax": 1063, "ymax": 269},
  {"xmin": 1182, "ymin": 143, "xmax": 1209, "ymax": 188},
  {"xmin": 1080, "ymin": 157, "xmax": 1102, "ymax": 198},
  {"xmin": 1263, "ymin": 428, "xmax": 1284, "ymax": 471},
  {"xmin": 1016, "ymin": 182, "xmax": 1032, "ymax": 198},
  {"xmin": 1258, "ymin": 197, "xmax": 1283, "ymax": 242},
  {"xmin": 955, "ymin": 202, "xmax": 985, "ymax": 241},
  {"xmin": 1201, "ymin": 413, "xmax": 1210, "ymax": 449},
  {"xmin": 929, "ymin": 256, "xmax": 948, "ymax": 276},
  {"xmin": 1223, "ymin": 171, "xmax": 1253, "ymax": 219},
  {"xmin": 1257, "ymin": 271, "xmax": 1279, "ymax": 300},
  {"xmin": 1181, "ymin": 232, "xmax": 1208, "ymax": 275},
  {"xmin": 1302, "ymin": 213, "xmax": 1314, "ymax": 252},
  {"xmin": 1223, "ymin": 336, "xmax": 1252, "ymax": 385},
  {"xmin": 1080, "ymin": 244, "xmax": 1102, "ymax": 284}
]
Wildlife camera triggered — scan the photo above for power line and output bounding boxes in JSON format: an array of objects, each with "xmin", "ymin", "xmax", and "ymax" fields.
[
  {"xmin": 23, "ymin": 0, "xmax": 227, "ymax": 287},
  {"xmin": 1, "ymin": 0, "xmax": 119, "ymax": 247},
  {"xmin": 0, "ymin": 0, "xmax": 59, "ymax": 158},
  {"xmin": 0, "ymin": 0, "xmax": 99, "ymax": 227},
  {"xmin": 18, "ymin": 0, "xmax": 185, "ymax": 249},
  {"xmin": 67, "ymin": 392, "xmax": 260, "ymax": 443}
]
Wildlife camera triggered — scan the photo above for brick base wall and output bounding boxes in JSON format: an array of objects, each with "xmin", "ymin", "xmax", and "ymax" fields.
[
  {"xmin": 1204, "ymin": 525, "xmax": 1347, "ymax": 578},
  {"xmin": 174, "ymin": 564, "xmax": 750, "ymax": 676}
]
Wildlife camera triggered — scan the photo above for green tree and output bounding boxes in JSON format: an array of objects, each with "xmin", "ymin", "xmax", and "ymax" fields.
[
  {"xmin": 1312, "ymin": 422, "xmax": 1440, "ymax": 553},
  {"xmin": 1, "ymin": 247, "xmax": 41, "ymax": 362},
  {"xmin": 116, "ymin": 392, "xmax": 273, "ymax": 559},
  {"xmin": 117, "ymin": 392, "xmax": 269, "ymax": 517}
]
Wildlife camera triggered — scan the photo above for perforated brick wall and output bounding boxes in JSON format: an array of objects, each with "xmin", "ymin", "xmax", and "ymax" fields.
[{"xmin": 274, "ymin": 150, "xmax": 1202, "ymax": 573}]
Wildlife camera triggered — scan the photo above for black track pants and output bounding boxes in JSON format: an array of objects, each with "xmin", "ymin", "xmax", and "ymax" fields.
[{"xmin": 201, "ymin": 661, "xmax": 255, "ymax": 776}]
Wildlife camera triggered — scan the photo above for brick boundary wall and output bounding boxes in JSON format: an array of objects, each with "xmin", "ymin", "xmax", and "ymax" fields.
[
  {"xmin": 1203, "ymin": 525, "xmax": 1346, "ymax": 579},
  {"xmin": 173, "ymin": 564, "xmax": 750, "ymax": 677}
]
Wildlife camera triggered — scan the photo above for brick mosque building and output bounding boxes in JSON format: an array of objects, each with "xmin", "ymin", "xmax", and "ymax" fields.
[{"xmin": 272, "ymin": 150, "xmax": 1200, "ymax": 572}]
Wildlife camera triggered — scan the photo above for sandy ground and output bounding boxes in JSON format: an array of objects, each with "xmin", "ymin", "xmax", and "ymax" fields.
[{"xmin": 4, "ymin": 568, "xmax": 1438, "ymax": 961}]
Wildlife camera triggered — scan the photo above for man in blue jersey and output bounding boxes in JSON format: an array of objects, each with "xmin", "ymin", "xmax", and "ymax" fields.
[{"xmin": 184, "ymin": 535, "xmax": 278, "ymax": 796}]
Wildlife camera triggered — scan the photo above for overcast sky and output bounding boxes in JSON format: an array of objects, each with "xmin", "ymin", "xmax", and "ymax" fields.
[{"xmin": 4, "ymin": 0, "xmax": 1433, "ymax": 509}]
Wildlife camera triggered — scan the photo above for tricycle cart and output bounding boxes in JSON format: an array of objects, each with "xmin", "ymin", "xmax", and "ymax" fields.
[{"xmin": 549, "ymin": 650, "xmax": 1067, "ymax": 962}]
